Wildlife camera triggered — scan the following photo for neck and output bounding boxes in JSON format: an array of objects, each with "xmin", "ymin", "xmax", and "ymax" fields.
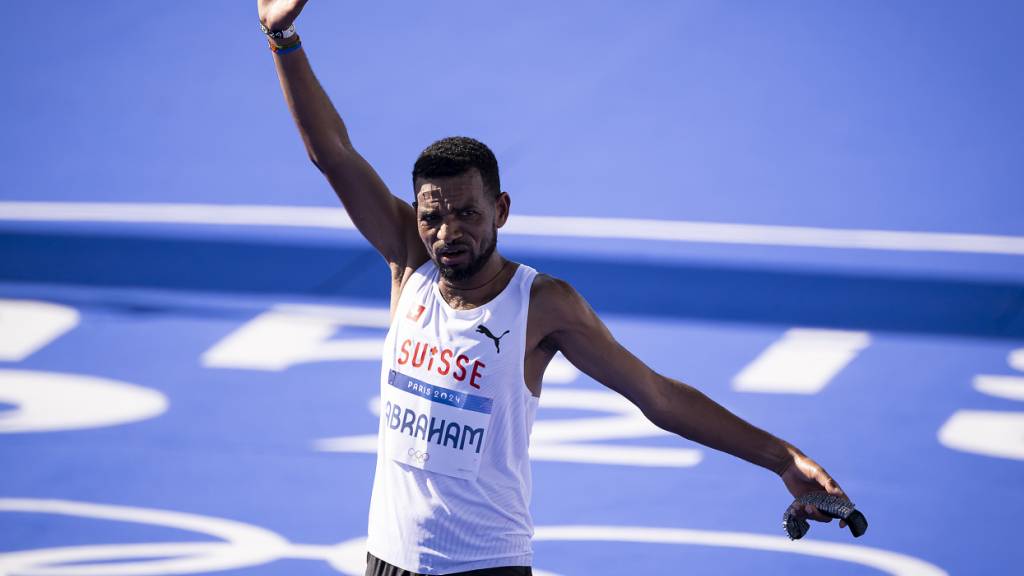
[{"xmin": 439, "ymin": 255, "xmax": 511, "ymax": 302}]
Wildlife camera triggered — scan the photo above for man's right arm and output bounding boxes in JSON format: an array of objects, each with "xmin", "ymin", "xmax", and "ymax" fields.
[
  {"xmin": 531, "ymin": 276, "xmax": 850, "ymax": 527},
  {"xmin": 260, "ymin": 0, "xmax": 427, "ymax": 270}
]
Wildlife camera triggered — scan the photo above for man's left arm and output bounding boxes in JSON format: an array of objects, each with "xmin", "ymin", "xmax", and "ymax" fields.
[{"xmin": 535, "ymin": 276, "xmax": 848, "ymax": 526}]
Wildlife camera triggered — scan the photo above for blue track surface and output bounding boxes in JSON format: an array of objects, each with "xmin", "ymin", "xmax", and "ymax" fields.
[{"xmin": 3, "ymin": 2, "xmax": 1024, "ymax": 575}]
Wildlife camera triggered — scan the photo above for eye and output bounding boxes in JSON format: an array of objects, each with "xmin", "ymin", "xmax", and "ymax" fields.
[{"xmin": 459, "ymin": 209, "xmax": 478, "ymax": 218}]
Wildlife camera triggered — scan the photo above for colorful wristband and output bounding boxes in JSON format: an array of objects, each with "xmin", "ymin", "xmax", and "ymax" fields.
[{"xmin": 269, "ymin": 38, "xmax": 302, "ymax": 55}]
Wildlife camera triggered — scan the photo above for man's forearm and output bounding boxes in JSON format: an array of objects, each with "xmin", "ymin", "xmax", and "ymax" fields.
[
  {"xmin": 271, "ymin": 40, "xmax": 353, "ymax": 169},
  {"xmin": 646, "ymin": 377, "xmax": 797, "ymax": 475}
]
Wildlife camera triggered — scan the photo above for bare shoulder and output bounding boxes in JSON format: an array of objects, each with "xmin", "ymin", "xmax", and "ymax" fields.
[
  {"xmin": 530, "ymin": 273, "xmax": 578, "ymax": 309},
  {"xmin": 528, "ymin": 273, "xmax": 593, "ymax": 340}
]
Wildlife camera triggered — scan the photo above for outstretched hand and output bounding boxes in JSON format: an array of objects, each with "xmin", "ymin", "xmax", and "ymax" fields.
[
  {"xmin": 258, "ymin": 0, "xmax": 310, "ymax": 32},
  {"xmin": 780, "ymin": 452, "xmax": 850, "ymax": 529}
]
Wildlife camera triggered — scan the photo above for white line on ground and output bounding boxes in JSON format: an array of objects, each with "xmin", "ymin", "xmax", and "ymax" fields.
[
  {"xmin": 973, "ymin": 375, "xmax": 1024, "ymax": 401},
  {"xmin": 2, "ymin": 201, "xmax": 1023, "ymax": 255},
  {"xmin": 733, "ymin": 329, "xmax": 871, "ymax": 395}
]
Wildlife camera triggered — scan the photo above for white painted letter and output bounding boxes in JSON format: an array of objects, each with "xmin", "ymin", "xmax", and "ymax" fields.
[
  {"xmin": 202, "ymin": 304, "xmax": 390, "ymax": 371},
  {"xmin": 0, "ymin": 370, "xmax": 167, "ymax": 433},
  {"xmin": 938, "ymin": 410, "xmax": 1024, "ymax": 461},
  {"xmin": 0, "ymin": 299, "xmax": 79, "ymax": 361},
  {"xmin": 733, "ymin": 329, "xmax": 870, "ymax": 394}
]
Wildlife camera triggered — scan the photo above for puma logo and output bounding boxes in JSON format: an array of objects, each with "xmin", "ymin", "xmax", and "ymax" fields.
[{"xmin": 476, "ymin": 325, "xmax": 510, "ymax": 354}]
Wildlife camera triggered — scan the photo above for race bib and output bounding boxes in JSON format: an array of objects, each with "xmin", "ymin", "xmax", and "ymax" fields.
[{"xmin": 381, "ymin": 369, "xmax": 493, "ymax": 480}]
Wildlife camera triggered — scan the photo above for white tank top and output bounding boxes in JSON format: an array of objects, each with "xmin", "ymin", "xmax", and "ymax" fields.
[{"xmin": 367, "ymin": 260, "xmax": 540, "ymax": 574}]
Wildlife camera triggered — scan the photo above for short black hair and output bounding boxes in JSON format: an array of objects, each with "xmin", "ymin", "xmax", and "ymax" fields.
[{"xmin": 412, "ymin": 136, "xmax": 501, "ymax": 198}]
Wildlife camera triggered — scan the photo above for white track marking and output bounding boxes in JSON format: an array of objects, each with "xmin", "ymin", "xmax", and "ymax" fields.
[
  {"xmin": 1009, "ymin": 347, "xmax": 1024, "ymax": 372},
  {"xmin": 938, "ymin": 410, "xmax": 1024, "ymax": 461},
  {"xmin": 0, "ymin": 202, "xmax": 356, "ymax": 229},
  {"xmin": 531, "ymin": 389, "xmax": 701, "ymax": 466},
  {"xmin": 733, "ymin": 329, "xmax": 870, "ymax": 394},
  {"xmin": 273, "ymin": 304, "xmax": 391, "ymax": 326},
  {"xmin": 2, "ymin": 201, "xmax": 1023, "ymax": 255},
  {"xmin": 0, "ymin": 300, "xmax": 79, "ymax": 362},
  {"xmin": 0, "ymin": 499, "xmax": 944, "ymax": 575},
  {"xmin": 202, "ymin": 305, "xmax": 390, "ymax": 371},
  {"xmin": 321, "ymin": 537, "xmax": 368, "ymax": 575},
  {"xmin": 315, "ymin": 434, "xmax": 379, "ymax": 453},
  {"xmin": 542, "ymin": 352, "xmax": 580, "ymax": 385},
  {"xmin": 317, "ymin": 389, "xmax": 702, "ymax": 468},
  {"xmin": 528, "ymin": 444, "xmax": 702, "ymax": 467},
  {"xmin": 529, "ymin": 389, "xmax": 667, "ymax": 443},
  {"xmin": 0, "ymin": 499, "xmax": 289, "ymax": 576},
  {"xmin": 0, "ymin": 370, "xmax": 167, "ymax": 433},
  {"xmin": 512, "ymin": 216, "xmax": 1024, "ymax": 256},
  {"xmin": 973, "ymin": 375, "xmax": 1024, "ymax": 401},
  {"xmin": 533, "ymin": 526, "xmax": 947, "ymax": 576}
]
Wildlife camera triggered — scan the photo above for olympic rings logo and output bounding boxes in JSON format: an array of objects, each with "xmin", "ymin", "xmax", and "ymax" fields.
[{"xmin": 407, "ymin": 448, "xmax": 430, "ymax": 462}]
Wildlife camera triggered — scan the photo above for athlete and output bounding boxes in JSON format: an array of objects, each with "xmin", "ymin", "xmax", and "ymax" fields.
[{"xmin": 259, "ymin": 1, "xmax": 853, "ymax": 574}]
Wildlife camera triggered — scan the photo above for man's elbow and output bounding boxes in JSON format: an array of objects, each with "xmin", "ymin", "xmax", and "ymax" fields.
[
  {"xmin": 634, "ymin": 374, "xmax": 677, "ymax": 432},
  {"xmin": 642, "ymin": 403, "xmax": 677, "ymax": 434},
  {"xmin": 307, "ymin": 146, "xmax": 352, "ymax": 176},
  {"xmin": 308, "ymin": 152, "xmax": 326, "ymax": 174},
  {"xmin": 308, "ymin": 146, "xmax": 340, "ymax": 173},
  {"xmin": 639, "ymin": 376, "xmax": 699, "ymax": 436}
]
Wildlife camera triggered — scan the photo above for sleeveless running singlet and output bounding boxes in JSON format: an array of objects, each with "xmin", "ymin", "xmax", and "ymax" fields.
[{"xmin": 367, "ymin": 260, "xmax": 540, "ymax": 575}]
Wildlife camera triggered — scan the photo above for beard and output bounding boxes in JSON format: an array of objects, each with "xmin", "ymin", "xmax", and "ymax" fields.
[{"xmin": 437, "ymin": 233, "xmax": 497, "ymax": 283}]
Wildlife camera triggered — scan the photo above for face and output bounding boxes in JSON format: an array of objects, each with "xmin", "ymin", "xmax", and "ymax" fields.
[{"xmin": 414, "ymin": 169, "xmax": 509, "ymax": 282}]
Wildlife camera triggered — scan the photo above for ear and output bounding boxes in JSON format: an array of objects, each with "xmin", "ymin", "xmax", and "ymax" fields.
[{"xmin": 495, "ymin": 191, "xmax": 511, "ymax": 228}]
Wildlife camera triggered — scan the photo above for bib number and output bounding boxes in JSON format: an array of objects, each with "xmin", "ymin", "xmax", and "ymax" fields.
[{"xmin": 381, "ymin": 370, "xmax": 493, "ymax": 480}]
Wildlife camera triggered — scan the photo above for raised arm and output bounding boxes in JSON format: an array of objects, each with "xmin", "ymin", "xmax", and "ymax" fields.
[
  {"xmin": 259, "ymin": 0, "xmax": 427, "ymax": 270},
  {"xmin": 532, "ymin": 275, "xmax": 850, "ymax": 526}
]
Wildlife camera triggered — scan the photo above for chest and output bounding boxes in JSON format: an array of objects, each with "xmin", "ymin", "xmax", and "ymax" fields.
[{"xmin": 390, "ymin": 283, "xmax": 524, "ymax": 396}]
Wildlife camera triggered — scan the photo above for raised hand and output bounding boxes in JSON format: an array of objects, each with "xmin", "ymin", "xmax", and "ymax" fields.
[{"xmin": 258, "ymin": 0, "xmax": 310, "ymax": 32}]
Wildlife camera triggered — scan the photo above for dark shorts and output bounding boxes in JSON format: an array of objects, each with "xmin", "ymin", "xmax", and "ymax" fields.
[{"xmin": 365, "ymin": 553, "xmax": 532, "ymax": 576}]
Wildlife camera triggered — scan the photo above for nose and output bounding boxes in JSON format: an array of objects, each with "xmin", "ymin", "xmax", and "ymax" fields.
[{"xmin": 437, "ymin": 219, "xmax": 462, "ymax": 243}]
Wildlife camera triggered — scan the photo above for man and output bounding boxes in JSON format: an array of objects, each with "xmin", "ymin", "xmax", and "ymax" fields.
[{"xmin": 258, "ymin": 1, "xmax": 852, "ymax": 574}]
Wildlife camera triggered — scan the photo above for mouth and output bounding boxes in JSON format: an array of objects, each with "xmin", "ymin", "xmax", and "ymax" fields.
[{"xmin": 436, "ymin": 245, "xmax": 469, "ymax": 265}]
